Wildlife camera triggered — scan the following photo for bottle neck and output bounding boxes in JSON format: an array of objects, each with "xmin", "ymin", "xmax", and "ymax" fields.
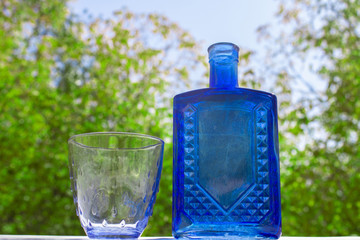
[
  {"xmin": 208, "ymin": 42, "xmax": 239, "ymax": 89},
  {"xmin": 209, "ymin": 59, "xmax": 238, "ymax": 88}
]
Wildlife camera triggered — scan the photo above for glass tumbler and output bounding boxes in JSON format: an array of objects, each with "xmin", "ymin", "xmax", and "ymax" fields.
[{"xmin": 68, "ymin": 132, "xmax": 164, "ymax": 239}]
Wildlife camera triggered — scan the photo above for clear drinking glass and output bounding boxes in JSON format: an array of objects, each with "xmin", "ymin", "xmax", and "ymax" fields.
[{"xmin": 68, "ymin": 132, "xmax": 164, "ymax": 239}]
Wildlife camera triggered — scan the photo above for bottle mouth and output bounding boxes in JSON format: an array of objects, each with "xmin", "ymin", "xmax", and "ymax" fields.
[{"xmin": 208, "ymin": 42, "xmax": 239, "ymax": 62}]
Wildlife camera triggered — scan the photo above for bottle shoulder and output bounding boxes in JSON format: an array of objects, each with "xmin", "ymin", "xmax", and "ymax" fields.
[{"xmin": 174, "ymin": 87, "xmax": 277, "ymax": 105}]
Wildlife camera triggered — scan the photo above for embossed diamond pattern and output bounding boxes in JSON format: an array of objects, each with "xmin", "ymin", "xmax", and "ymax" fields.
[{"xmin": 183, "ymin": 104, "xmax": 271, "ymax": 223}]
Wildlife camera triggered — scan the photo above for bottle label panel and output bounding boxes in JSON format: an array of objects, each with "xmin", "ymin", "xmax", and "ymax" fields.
[
  {"xmin": 198, "ymin": 106, "xmax": 254, "ymax": 210},
  {"xmin": 182, "ymin": 103, "xmax": 271, "ymax": 223}
]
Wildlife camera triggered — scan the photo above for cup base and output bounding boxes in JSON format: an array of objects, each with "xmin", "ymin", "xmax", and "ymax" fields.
[{"xmin": 86, "ymin": 226, "xmax": 142, "ymax": 239}]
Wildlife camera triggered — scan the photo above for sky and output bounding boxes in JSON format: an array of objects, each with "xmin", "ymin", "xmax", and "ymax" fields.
[
  {"xmin": 68, "ymin": 0, "xmax": 324, "ymax": 97},
  {"xmin": 68, "ymin": 0, "xmax": 278, "ymax": 53}
]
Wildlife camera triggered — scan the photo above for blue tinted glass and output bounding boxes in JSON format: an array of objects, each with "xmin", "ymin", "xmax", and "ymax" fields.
[{"xmin": 173, "ymin": 43, "xmax": 281, "ymax": 239}]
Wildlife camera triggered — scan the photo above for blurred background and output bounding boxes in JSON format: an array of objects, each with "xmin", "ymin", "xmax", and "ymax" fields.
[{"xmin": 0, "ymin": 0, "xmax": 359, "ymax": 236}]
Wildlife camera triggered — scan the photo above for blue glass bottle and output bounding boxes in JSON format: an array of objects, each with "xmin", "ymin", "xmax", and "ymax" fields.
[{"xmin": 173, "ymin": 43, "xmax": 281, "ymax": 239}]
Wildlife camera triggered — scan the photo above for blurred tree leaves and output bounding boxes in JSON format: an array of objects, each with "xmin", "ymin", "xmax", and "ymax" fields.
[
  {"xmin": 0, "ymin": 0, "xmax": 205, "ymax": 235},
  {"xmin": 1, "ymin": 0, "xmax": 360, "ymax": 237},
  {"xmin": 257, "ymin": 0, "xmax": 360, "ymax": 236}
]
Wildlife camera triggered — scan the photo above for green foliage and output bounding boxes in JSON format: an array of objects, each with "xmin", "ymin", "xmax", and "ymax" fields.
[
  {"xmin": 0, "ymin": 0, "xmax": 204, "ymax": 236},
  {"xmin": 1, "ymin": 0, "xmax": 359, "ymax": 237},
  {"xmin": 258, "ymin": 0, "xmax": 360, "ymax": 236}
]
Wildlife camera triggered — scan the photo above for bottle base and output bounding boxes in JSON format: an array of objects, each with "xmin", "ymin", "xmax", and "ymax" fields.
[
  {"xmin": 173, "ymin": 225, "xmax": 280, "ymax": 239},
  {"xmin": 174, "ymin": 232, "xmax": 279, "ymax": 240}
]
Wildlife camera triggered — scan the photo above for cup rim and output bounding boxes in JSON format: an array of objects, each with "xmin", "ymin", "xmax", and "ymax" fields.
[{"xmin": 68, "ymin": 132, "xmax": 164, "ymax": 151}]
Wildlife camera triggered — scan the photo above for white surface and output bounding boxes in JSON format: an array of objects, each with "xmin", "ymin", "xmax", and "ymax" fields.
[{"xmin": 1, "ymin": 235, "xmax": 360, "ymax": 240}]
